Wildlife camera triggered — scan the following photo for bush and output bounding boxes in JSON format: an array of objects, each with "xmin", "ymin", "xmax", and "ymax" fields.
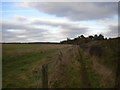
[{"xmin": 89, "ymin": 45, "xmax": 103, "ymax": 57}]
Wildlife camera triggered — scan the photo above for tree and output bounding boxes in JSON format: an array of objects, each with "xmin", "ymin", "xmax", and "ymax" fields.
[
  {"xmin": 88, "ymin": 35, "xmax": 94, "ymax": 40},
  {"xmin": 98, "ymin": 34, "xmax": 104, "ymax": 40},
  {"xmin": 67, "ymin": 37, "xmax": 71, "ymax": 41},
  {"xmin": 80, "ymin": 35, "xmax": 85, "ymax": 38},
  {"xmin": 94, "ymin": 34, "xmax": 98, "ymax": 40}
]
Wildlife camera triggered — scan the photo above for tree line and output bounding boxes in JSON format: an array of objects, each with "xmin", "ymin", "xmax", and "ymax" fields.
[{"xmin": 60, "ymin": 34, "xmax": 106, "ymax": 44}]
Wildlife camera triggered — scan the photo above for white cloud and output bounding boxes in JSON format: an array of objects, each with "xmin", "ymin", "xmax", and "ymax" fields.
[
  {"xmin": 2, "ymin": 0, "xmax": 118, "ymax": 43},
  {"xmin": 13, "ymin": 15, "xmax": 28, "ymax": 22},
  {"xmin": 2, "ymin": 13, "xmax": 118, "ymax": 42},
  {"xmin": 16, "ymin": 35, "xmax": 27, "ymax": 38},
  {"xmin": 1, "ymin": 17, "xmax": 88, "ymax": 42},
  {"xmin": 14, "ymin": 2, "xmax": 118, "ymax": 21},
  {"xmin": 104, "ymin": 25, "xmax": 118, "ymax": 38},
  {"xmin": 7, "ymin": 29, "xmax": 26, "ymax": 34}
]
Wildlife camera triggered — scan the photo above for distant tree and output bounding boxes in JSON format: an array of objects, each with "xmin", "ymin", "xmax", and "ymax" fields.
[
  {"xmin": 88, "ymin": 35, "xmax": 94, "ymax": 40},
  {"xmin": 109, "ymin": 38, "xmax": 112, "ymax": 40},
  {"xmin": 80, "ymin": 35, "xmax": 85, "ymax": 38},
  {"xmin": 93, "ymin": 34, "xmax": 104, "ymax": 40},
  {"xmin": 98, "ymin": 34, "xmax": 104, "ymax": 40},
  {"xmin": 67, "ymin": 37, "xmax": 71, "ymax": 41},
  {"xmin": 94, "ymin": 34, "xmax": 98, "ymax": 40},
  {"xmin": 104, "ymin": 38, "xmax": 107, "ymax": 40}
]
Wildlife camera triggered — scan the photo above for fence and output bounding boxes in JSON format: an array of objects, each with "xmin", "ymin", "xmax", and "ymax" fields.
[{"xmin": 34, "ymin": 51, "xmax": 63, "ymax": 88}]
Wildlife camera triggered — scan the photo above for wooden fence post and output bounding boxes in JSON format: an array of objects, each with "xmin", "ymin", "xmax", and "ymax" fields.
[{"xmin": 42, "ymin": 64, "xmax": 48, "ymax": 88}]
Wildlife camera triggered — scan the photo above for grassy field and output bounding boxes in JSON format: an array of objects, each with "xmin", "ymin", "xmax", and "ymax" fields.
[
  {"xmin": 2, "ymin": 44, "xmax": 101, "ymax": 88},
  {"xmin": 2, "ymin": 39, "xmax": 118, "ymax": 88},
  {"xmin": 80, "ymin": 38, "xmax": 118, "ymax": 88},
  {"xmin": 2, "ymin": 44, "xmax": 72, "ymax": 88}
]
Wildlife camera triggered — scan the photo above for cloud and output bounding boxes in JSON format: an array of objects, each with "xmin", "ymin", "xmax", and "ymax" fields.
[
  {"xmin": 14, "ymin": 2, "xmax": 118, "ymax": 21},
  {"xmin": 104, "ymin": 25, "xmax": 118, "ymax": 38},
  {"xmin": 27, "ymin": 17, "xmax": 87, "ymax": 30},
  {"xmin": 13, "ymin": 15, "xmax": 28, "ymax": 22},
  {"xmin": 24, "ymin": 16, "xmax": 89, "ymax": 38},
  {"xmin": 1, "ymin": 17, "xmax": 88, "ymax": 42},
  {"xmin": 61, "ymin": 27, "xmax": 87, "ymax": 38},
  {"xmin": 1, "ymin": 11, "xmax": 118, "ymax": 42},
  {"xmin": 97, "ymin": 18, "xmax": 118, "ymax": 26},
  {"xmin": 2, "ymin": 21, "xmax": 47, "ymax": 32},
  {"xmin": 1, "ymin": 21, "xmax": 51, "ymax": 42}
]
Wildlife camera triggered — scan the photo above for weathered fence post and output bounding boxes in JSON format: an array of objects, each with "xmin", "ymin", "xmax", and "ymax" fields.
[
  {"xmin": 56, "ymin": 51, "xmax": 63, "ymax": 64},
  {"xmin": 42, "ymin": 64, "xmax": 48, "ymax": 88},
  {"xmin": 60, "ymin": 51, "xmax": 63, "ymax": 57}
]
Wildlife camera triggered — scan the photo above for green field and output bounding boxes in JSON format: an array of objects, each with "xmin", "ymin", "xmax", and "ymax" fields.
[
  {"xmin": 2, "ymin": 44, "xmax": 72, "ymax": 88},
  {"xmin": 2, "ymin": 44, "xmax": 101, "ymax": 88},
  {"xmin": 2, "ymin": 39, "xmax": 118, "ymax": 88}
]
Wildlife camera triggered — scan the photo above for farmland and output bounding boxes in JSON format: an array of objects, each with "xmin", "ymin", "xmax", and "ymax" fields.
[
  {"xmin": 2, "ymin": 44, "xmax": 72, "ymax": 88},
  {"xmin": 2, "ymin": 2, "xmax": 119, "ymax": 89},
  {"xmin": 2, "ymin": 38, "xmax": 118, "ymax": 88}
]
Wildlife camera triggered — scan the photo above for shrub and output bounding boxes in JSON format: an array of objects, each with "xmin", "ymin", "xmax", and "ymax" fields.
[{"xmin": 89, "ymin": 45, "xmax": 103, "ymax": 57}]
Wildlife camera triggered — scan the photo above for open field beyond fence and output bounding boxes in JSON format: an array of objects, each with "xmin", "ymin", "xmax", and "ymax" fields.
[
  {"xmin": 2, "ymin": 44, "xmax": 72, "ymax": 88},
  {"xmin": 2, "ymin": 41, "xmax": 118, "ymax": 88}
]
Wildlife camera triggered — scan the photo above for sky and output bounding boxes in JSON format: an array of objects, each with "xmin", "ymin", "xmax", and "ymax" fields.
[{"xmin": 1, "ymin": 2, "xmax": 118, "ymax": 42}]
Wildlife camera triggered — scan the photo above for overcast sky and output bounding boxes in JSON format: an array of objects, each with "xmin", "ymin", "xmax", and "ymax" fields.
[{"xmin": 1, "ymin": 2, "xmax": 118, "ymax": 42}]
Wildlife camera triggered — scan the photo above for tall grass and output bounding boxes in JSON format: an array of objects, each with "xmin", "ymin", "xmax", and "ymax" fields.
[{"xmin": 2, "ymin": 44, "xmax": 71, "ymax": 88}]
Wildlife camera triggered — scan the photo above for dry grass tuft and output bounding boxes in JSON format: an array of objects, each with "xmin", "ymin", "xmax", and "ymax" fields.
[{"xmin": 92, "ymin": 56, "xmax": 116, "ymax": 88}]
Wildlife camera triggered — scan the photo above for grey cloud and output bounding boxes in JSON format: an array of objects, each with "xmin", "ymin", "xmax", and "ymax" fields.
[
  {"xmin": 30, "ymin": 18, "xmax": 88, "ymax": 31},
  {"xmin": 2, "ymin": 21, "xmax": 47, "ymax": 31},
  {"xmin": 16, "ymin": 2, "xmax": 118, "ymax": 21},
  {"xmin": 13, "ymin": 15, "xmax": 28, "ymax": 22},
  {"xmin": 105, "ymin": 25, "xmax": 118, "ymax": 38},
  {"xmin": 61, "ymin": 27, "xmax": 87, "ymax": 38},
  {"xmin": 1, "ymin": 19, "xmax": 89, "ymax": 42},
  {"xmin": 31, "ymin": 19, "xmax": 60, "ymax": 26},
  {"xmin": 1, "ymin": 21, "xmax": 50, "ymax": 42},
  {"xmin": 30, "ymin": 18, "xmax": 88, "ymax": 38}
]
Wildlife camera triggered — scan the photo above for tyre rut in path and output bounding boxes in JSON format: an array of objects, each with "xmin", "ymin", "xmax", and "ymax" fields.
[{"xmin": 78, "ymin": 46, "xmax": 90, "ymax": 88}]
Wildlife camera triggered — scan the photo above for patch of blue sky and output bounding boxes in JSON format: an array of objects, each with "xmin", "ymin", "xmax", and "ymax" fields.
[
  {"xmin": 2, "ymin": 2, "xmax": 68, "ymax": 22},
  {"xmin": 78, "ymin": 20, "xmax": 97, "ymax": 26}
]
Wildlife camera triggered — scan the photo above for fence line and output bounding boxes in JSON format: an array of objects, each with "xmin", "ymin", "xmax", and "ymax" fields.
[
  {"xmin": 42, "ymin": 64, "xmax": 48, "ymax": 88},
  {"xmin": 35, "ymin": 51, "xmax": 63, "ymax": 88}
]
